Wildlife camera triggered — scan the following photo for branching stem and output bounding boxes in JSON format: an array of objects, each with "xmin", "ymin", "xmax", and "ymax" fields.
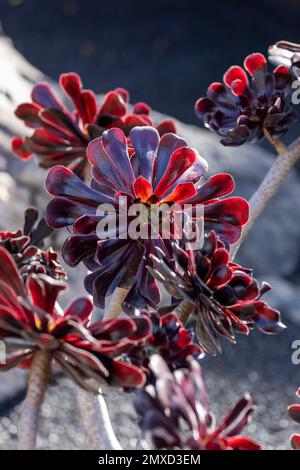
[
  {"xmin": 77, "ymin": 287, "xmax": 128, "ymax": 450},
  {"xmin": 231, "ymin": 136, "xmax": 300, "ymax": 259},
  {"xmin": 264, "ymin": 128, "xmax": 287, "ymax": 156},
  {"xmin": 18, "ymin": 349, "xmax": 51, "ymax": 450}
]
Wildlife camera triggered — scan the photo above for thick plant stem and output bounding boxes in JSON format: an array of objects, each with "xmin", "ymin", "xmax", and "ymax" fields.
[
  {"xmin": 264, "ymin": 128, "xmax": 287, "ymax": 156},
  {"xmin": 18, "ymin": 350, "xmax": 51, "ymax": 450},
  {"xmin": 174, "ymin": 299, "xmax": 194, "ymax": 325},
  {"xmin": 77, "ymin": 389, "xmax": 122, "ymax": 450},
  {"xmin": 104, "ymin": 287, "xmax": 129, "ymax": 319},
  {"xmin": 231, "ymin": 137, "xmax": 300, "ymax": 260},
  {"xmin": 77, "ymin": 287, "xmax": 128, "ymax": 450}
]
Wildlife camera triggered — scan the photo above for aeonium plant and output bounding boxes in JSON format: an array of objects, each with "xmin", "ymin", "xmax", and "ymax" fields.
[
  {"xmin": 195, "ymin": 52, "xmax": 296, "ymax": 149},
  {"xmin": 149, "ymin": 232, "xmax": 284, "ymax": 354},
  {"xmin": 2, "ymin": 39, "xmax": 300, "ymax": 451},
  {"xmin": 0, "ymin": 234, "xmax": 151, "ymax": 449},
  {"xmin": 127, "ymin": 309, "xmax": 204, "ymax": 382},
  {"xmin": 45, "ymin": 126, "xmax": 249, "ymax": 312},
  {"xmin": 12, "ymin": 73, "xmax": 176, "ymax": 180},
  {"xmin": 134, "ymin": 355, "xmax": 261, "ymax": 450},
  {"xmin": 0, "ymin": 207, "xmax": 64, "ymax": 280},
  {"xmin": 0, "ymin": 247, "xmax": 150, "ymax": 391}
]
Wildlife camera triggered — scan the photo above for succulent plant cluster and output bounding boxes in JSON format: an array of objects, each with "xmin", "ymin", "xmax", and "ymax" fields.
[
  {"xmin": 195, "ymin": 53, "xmax": 296, "ymax": 146},
  {"xmin": 127, "ymin": 310, "xmax": 203, "ymax": 380},
  {"xmin": 0, "ymin": 207, "xmax": 65, "ymax": 281},
  {"xmin": 134, "ymin": 355, "xmax": 261, "ymax": 450},
  {"xmin": 3, "ymin": 38, "xmax": 300, "ymax": 450},
  {"xmin": 12, "ymin": 73, "xmax": 176, "ymax": 180},
  {"xmin": 149, "ymin": 232, "xmax": 285, "ymax": 354},
  {"xmin": 0, "ymin": 246, "xmax": 151, "ymax": 391},
  {"xmin": 44, "ymin": 127, "xmax": 249, "ymax": 311}
]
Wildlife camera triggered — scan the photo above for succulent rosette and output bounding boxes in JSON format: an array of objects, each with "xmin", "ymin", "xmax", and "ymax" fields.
[
  {"xmin": 134, "ymin": 355, "xmax": 261, "ymax": 450},
  {"xmin": 45, "ymin": 126, "xmax": 249, "ymax": 310},
  {"xmin": 12, "ymin": 73, "xmax": 176, "ymax": 180},
  {"xmin": 195, "ymin": 53, "xmax": 296, "ymax": 146},
  {"xmin": 0, "ymin": 247, "xmax": 150, "ymax": 390},
  {"xmin": 288, "ymin": 388, "xmax": 300, "ymax": 450},
  {"xmin": 269, "ymin": 41, "xmax": 300, "ymax": 79},
  {"xmin": 149, "ymin": 231, "xmax": 285, "ymax": 354},
  {"xmin": 127, "ymin": 310, "xmax": 203, "ymax": 378},
  {"xmin": 0, "ymin": 207, "xmax": 65, "ymax": 280}
]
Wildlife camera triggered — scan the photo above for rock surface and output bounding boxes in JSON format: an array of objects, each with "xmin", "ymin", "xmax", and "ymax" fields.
[{"xmin": 0, "ymin": 35, "xmax": 299, "ymax": 450}]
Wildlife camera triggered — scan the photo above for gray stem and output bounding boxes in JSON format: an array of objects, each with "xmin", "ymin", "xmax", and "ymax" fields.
[
  {"xmin": 77, "ymin": 388, "xmax": 122, "ymax": 450},
  {"xmin": 18, "ymin": 350, "xmax": 51, "ymax": 450},
  {"xmin": 231, "ymin": 137, "xmax": 300, "ymax": 260}
]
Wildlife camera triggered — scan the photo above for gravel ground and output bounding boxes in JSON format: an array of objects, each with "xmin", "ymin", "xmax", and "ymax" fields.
[{"xmin": 0, "ymin": 318, "xmax": 298, "ymax": 450}]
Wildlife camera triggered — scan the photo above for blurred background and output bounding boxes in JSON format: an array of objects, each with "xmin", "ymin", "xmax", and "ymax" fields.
[
  {"xmin": 1, "ymin": 0, "xmax": 300, "ymax": 134},
  {"xmin": 0, "ymin": 0, "xmax": 300, "ymax": 450}
]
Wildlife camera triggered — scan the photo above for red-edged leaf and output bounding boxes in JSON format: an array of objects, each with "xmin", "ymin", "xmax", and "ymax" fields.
[
  {"xmin": 32, "ymin": 82, "xmax": 64, "ymax": 109},
  {"xmin": 156, "ymin": 119, "xmax": 177, "ymax": 136},
  {"xmin": 64, "ymin": 297, "xmax": 93, "ymax": 324},
  {"xmin": 224, "ymin": 66, "xmax": 249, "ymax": 88},
  {"xmin": 129, "ymin": 126, "xmax": 159, "ymax": 183},
  {"xmin": 208, "ymin": 265, "xmax": 233, "ymax": 289},
  {"xmin": 225, "ymin": 435, "xmax": 262, "ymax": 450},
  {"xmin": 109, "ymin": 359, "xmax": 146, "ymax": 388},
  {"xmin": 60, "ymin": 73, "xmax": 97, "ymax": 124},
  {"xmin": 155, "ymin": 133, "xmax": 187, "ymax": 185},
  {"xmin": 133, "ymin": 102, "xmax": 151, "ymax": 115},
  {"xmin": 101, "ymin": 128, "xmax": 135, "ymax": 187},
  {"xmin": 291, "ymin": 434, "xmax": 300, "ymax": 450},
  {"xmin": 87, "ymin": 135, "xmax": 133, "ymax": 194},
  {"xmin": 99, "ymin": 91, "xmax": 127, "ymax": 117},
  {"xmin": 128, "ymin": 316, "xmax": 152, "ymax": 341},
  {"xmin": 134, "ymin": 175, "xmax": 153, "ymax": 202},
  {"xmin": 204, "ymin": 197, "xmax": 250, "ymax": 226},
  {"xmin": 114, "ymin": 87, "xmax": 129, "ymax": 102},
  {"xmin": 161, "ymin": 182, "xmax": 197, "ymax": 204},
  {"xmin": 244, "ymin": 53, "xmax": 267, "ymax": 76},
  {"xmin": 45, "ymin": 165, "xmax": 110, "ymax": 204},
  {"xmin": 63, "ymin": 234, "xmax": 99, "ymax": 266},
  {"xmin": 0, "ymin": 350, "xmax": 34, "ymax": 370},
  {"xmin": 15, "ymin": 102, "xmax": 41, "ymax": 126},
  {"xmin": 27, "ymin": 274, "xmax": 65, "ymax": 314},
  {"xmin": 185, "ymin": 174, "xmax": 235, "ymax": 204},
  {"xmin": 288, "ymin": 404, "xmax": 300, "ymax": 424},
  {"xmin": 11, "ymin": 137, "xmax": 32, "ymax": 159},
  {"xmin": 212, "ymin": 394, "xmax": 255, "ymax": 438},
  {"xmin": 0, "ymin": 248, "xmax": 26, "ymax": 297},
  {"xmin": 155, "ymin": 147, "xmax": 196, "ymax": 198},
  {"xmin": 90, "ymin": 317, "xmax": 136, "ymax": 341}
]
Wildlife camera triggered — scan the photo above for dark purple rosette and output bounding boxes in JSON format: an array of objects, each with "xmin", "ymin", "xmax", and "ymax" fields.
[
  {"xmin": 45, "ymin": 126, "xmax": 249, "ymax": 310},
  {"xmin": 149, "ymin": 231, "xmax": 285, "ymax": 354},
  {"xmin": 134, "ymin": 355, "xmax": 262, "ymax": 450},
  {"xmin": 12, "ymin": 73, "xmax": 176, "ymax": 180},
  {"xmin": 0, "ymin": 247, "xmax": 150, "ymax": 390},
  {"xmin": 195, "ymin": 53, "xmax": 296, "ymax": 146}
]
